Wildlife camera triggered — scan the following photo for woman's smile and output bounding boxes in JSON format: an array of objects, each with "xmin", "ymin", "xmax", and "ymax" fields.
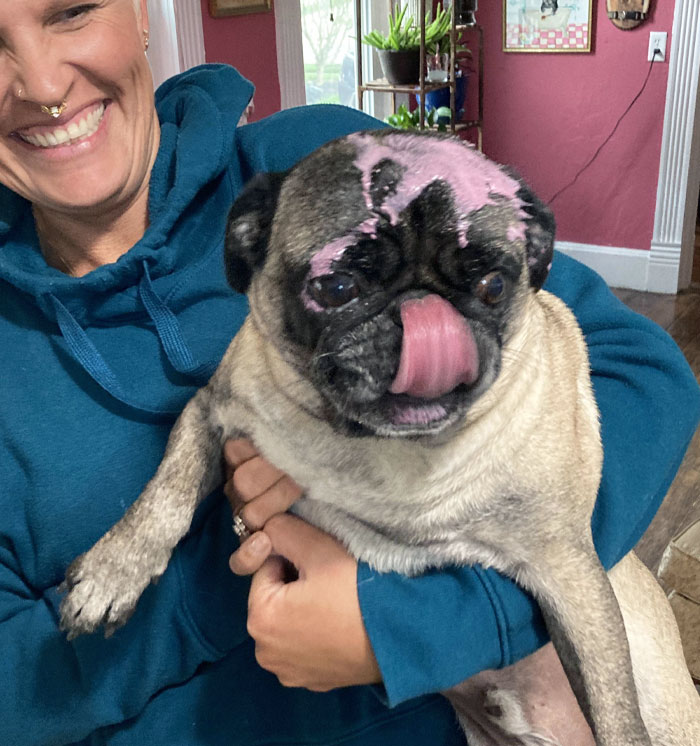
[{"xmin": 14, "ymin": 101, "xmax": 107, "ymax": 150}]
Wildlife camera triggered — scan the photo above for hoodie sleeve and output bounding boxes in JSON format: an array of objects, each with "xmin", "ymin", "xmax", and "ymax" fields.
[
  {"xmin": 0, "ymin": 493, "xmax": 247, "ymax": 746},
  {"xmin": 359, "ymin": 251, "xmax": 700, "ymax": 706}
]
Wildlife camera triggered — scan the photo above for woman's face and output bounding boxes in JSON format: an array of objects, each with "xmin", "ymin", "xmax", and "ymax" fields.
[{"xmin": 0, "ymin": 0, "xmax": 157, "ymax": 216}]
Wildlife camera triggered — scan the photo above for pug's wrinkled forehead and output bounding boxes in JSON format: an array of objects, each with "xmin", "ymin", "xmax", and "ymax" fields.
[
  {"xmin": 283, "ymin": 131, "xmax": 529, "ymax": 307},
  {"xmin": 227, "ymin": 130, "xmax": 554, "ymax": 299},
  {"xmin": 348, "ymin": 130, "xmax": 526, "ymax": 244}
]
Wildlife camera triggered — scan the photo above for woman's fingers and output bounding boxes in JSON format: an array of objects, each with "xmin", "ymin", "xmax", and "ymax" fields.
[
  {"xmin": 236, "ymin": 475, "xmax": 302, "ymax": 531},
  {"xmin": 223, "ymin": 439, "xmax": 303, "ymax": 575},
  {"xmin": 223, "ymin": 438, "xmax": 258, "ymax": 479},
  {"xmin": 229, "ymin": 530, "xmax": 273, "ymax": 576}
]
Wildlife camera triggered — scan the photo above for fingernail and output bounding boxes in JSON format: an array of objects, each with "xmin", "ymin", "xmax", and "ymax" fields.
[{"xmin": 246, "ymin": 532, "xmax": 267, "ymax": 554}]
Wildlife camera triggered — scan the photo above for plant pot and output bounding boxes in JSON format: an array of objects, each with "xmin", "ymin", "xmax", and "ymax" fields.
[{"xmin": 378, "ymin": 49, "xmax": 421, "ymax": 86}]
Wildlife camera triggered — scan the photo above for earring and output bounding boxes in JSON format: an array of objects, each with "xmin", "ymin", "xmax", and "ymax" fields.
[
  {"xmin": 15, "ymin": 86, "xmax": 25, "ymax": 101},
  {"xmin": 143, "ymin": 29, "xmax": 149, "ymax": 51}
]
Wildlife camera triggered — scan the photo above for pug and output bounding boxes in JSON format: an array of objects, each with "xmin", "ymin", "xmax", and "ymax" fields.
[
  {"xmin": 60, "ymin": 131, "xmax": 700, "ymax": 746},
  {"xmin": 541, "ymin": 0, "xmax": 559, "ymax": 16}
]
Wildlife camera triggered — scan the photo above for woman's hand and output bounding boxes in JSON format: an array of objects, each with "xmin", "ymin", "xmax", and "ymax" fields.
[
  {"xmin": 246, "ymin": 514, "xmax": 381, "ymax": 691},
  {"xmin": 224, "ymin": 439, "xmax": 302, "ymax": 575},
  {"xmin": 223, "ymin": 439, "xmax": 381, "ymax": 691}
]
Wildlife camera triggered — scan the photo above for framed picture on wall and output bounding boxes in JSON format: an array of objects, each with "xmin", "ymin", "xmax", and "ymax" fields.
[
  {"xmin": 503, "ymin": 0, "xmax": 593, "ymax": 52},
  {"xmin": 209, "ymin": 0, "xmax": 272, "ymax": 18}
]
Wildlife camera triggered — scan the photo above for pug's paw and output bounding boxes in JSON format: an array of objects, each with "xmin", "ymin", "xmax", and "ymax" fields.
[{"xmin": 59, "ymin": 539, "xmax": 170, "ymax": 639}]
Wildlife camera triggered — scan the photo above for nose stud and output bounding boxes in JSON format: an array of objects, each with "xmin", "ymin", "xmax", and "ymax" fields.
[{"xmin": 40, "ymin": 101, "xmax": 68, "ymax": 118}]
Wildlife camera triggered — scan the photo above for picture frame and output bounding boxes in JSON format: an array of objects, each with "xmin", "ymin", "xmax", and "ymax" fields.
[
  {"xmin": 503, "ymin": 0, "xmax": 593, "ymax": 53},
  {"xmin": 209, "ymin": 0, "xmax": 272, "ymax": 18}
]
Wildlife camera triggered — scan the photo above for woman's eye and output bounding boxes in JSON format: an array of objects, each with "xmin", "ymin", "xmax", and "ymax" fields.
[
  {"xmin": 475, "ymin": 272, "xmax": 507, "ymax": 305},
  {"xmin": 307, "ymin": 273, "xmax": 360, "ymax": 309},
  {"xmin": 52, "ymin": 3, "xmax": 98, "ymax": 24}
]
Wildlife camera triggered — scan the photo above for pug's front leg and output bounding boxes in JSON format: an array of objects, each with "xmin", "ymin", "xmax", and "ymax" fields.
[{"xmin": 60, "ymin": 387, "xmax": 225, "ymax": 638}]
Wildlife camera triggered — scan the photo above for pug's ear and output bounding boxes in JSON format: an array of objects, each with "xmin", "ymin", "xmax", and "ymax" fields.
[
  {"xmin": 516, "ymin": 180, "xmax": 556, "ymax": 292},
  {"xmin": 224, "ymin": 171, "xmax": 286, "ymax": 293}
]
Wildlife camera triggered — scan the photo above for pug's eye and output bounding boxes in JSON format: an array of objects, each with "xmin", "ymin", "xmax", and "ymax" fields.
[
  {"xmin": 307, "ymin": 272, "xmax": 360, "ymax": 308},
  {"xmin": 475, "ymin": 272, "xmax": 507, "ymax": 305}
]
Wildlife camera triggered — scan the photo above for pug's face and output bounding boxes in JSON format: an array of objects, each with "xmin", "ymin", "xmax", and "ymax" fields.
[{"xmin": 226, "ymin": 131, "xmax": 554, "ymax": 437}]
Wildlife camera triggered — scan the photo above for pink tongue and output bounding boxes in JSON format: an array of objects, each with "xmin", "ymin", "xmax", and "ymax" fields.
[{"xmin": 389, "ymin": 295, "xmax": 479, "ymax": 399}]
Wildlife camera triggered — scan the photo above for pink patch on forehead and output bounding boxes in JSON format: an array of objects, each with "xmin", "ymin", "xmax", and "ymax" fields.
[
  {"xmin": 349, "ymin": 132, "xmax": 522, "ymax": 229},
  {"xmin": 309, "ymin": 217, "xmax": 378, "ymax": 279}
]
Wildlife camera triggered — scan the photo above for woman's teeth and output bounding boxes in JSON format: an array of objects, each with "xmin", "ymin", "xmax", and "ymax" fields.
[{"xmin": 19, "ymin": 103, "xmax": 105, "ymax": 148}]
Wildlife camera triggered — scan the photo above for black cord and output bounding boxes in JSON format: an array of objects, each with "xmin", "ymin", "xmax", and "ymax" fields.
[{"xmin": 547, "ymin": 50, "xmax": 661, "ymax": 206}]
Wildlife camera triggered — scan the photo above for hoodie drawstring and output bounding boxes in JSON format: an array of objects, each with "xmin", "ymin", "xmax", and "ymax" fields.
[
  {"xmin": 138, "ymin": 262, "xmax": 217, "ymax": 380},
  {"xmin": 49, "ymin": 265, "xmax": 218, "ymax": 417}
]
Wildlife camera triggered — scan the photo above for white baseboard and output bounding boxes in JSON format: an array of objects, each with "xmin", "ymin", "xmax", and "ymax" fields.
[{"xmin": 555, "ymin": 241, "xmax": 666, "ymax": 293}]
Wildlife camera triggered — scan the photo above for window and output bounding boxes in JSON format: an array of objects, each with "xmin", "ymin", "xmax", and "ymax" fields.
[{"xmin": 300, "ymin": 1, "xmax": 357, "ymax": 107}]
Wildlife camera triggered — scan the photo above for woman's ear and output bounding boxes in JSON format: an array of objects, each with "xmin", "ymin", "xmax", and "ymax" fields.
[{"xmin": 224, "ymin": 172, "xmax": 286, "ymax": 293}]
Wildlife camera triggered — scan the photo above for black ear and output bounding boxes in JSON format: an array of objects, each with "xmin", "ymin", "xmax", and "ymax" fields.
[
  {"xmin": 224, "ymin": 171, "xmax": 286, "ymax": 293},
  {"xmin": 516, "ymin": 180, "xmax": 556, "ymax": 292}
]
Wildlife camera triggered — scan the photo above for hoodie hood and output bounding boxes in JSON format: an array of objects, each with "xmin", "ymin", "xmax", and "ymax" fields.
[{"xmin": 0, "ymin": 64, "xmax": 254, "ymax": 324}]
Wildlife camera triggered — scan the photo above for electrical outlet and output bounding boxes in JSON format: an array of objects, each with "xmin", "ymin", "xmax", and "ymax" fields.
[{"xmin": 648, "ymin": 31, "xmax": 667, "ymax": 62}]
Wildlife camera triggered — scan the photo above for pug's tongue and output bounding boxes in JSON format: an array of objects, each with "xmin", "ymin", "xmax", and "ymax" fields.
[{"xmin": 390, "ymin": 295, "xmax": 479, "ymax": 400}]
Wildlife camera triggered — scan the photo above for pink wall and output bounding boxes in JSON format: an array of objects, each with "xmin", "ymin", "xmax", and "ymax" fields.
[
  {"xmin": 200, "ymin": 0, "xmax": 280, "ymax": 120},
  {"xmin": 200, "ymin": 0, "xmax": 673, "ymax": 251},
  {"xmin": 477, "ymin": 0, "xmax": 673, "ymax": 250}
]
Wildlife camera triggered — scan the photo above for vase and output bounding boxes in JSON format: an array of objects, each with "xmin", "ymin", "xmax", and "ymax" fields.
[
  {"xmin": 416, "ymin": 72, "xmax": 469, "ymax": 124},
  {"xmin": 378, "ymin": 49, "xmax": 421, "ymax": 86}
]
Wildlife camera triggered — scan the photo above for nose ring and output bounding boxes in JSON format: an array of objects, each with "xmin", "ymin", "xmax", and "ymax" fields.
[{"xmin": 40, "ymin": 101, "xmax": 68, "ymax": 118}]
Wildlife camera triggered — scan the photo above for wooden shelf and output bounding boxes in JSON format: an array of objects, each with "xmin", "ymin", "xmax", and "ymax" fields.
[
  {"xmin": 355, "ymin": 0, "xmax": 483, "ymax": 147},
  {"xmin": 360, "ymin": 79, "xmax": 454, "ymax": 94}
]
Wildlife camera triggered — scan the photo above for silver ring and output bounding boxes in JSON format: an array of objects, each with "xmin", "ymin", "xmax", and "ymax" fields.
[{"xmin": 232, "ymin": 514, "xmax": 252, "ymax": 541}]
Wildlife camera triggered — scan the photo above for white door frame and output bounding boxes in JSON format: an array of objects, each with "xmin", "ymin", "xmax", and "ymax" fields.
[
  {"xmin": 146, "ymin": 0, "xmax": 207, "ymax": 89},
  {"xmin": 275, "ymin": 0, "xmax": 307, "ymax": 109},
  {"xmin": 648, "ymin": 0, "xmax": 700, "ymax": 293},
  {"xmin": 174, "ymin": 0, "xmax": 207, "ymax": 72}
]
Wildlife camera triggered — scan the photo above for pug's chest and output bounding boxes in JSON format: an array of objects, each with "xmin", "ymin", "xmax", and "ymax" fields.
[{"xmin": 247, "ymin": 416, "xmax": 530, "ymax": 574}]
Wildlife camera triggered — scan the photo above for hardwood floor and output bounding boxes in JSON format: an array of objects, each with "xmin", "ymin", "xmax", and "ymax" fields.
[{"xmin": 610, "ymin": 284, "xmax": 700, "ymax": 572}]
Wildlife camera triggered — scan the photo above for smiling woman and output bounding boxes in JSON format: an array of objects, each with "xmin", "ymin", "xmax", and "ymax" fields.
[{"xmin": 0, "ymin": 0, "xmax": 157, "ymax": 275}]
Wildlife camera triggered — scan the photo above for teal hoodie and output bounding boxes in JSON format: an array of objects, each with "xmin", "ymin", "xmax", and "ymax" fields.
[{"xmin": 0, "ymin": 65, "xmax": 697, "ymax": 745}]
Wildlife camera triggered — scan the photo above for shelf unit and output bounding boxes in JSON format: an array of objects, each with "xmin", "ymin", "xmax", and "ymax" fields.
[{"xmin": 354, "ymin": 0, "xmax": 483, "ymax": 148}]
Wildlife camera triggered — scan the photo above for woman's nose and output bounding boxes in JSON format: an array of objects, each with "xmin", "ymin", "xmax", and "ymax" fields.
[{"xmin": 9, "ymin": 37, "xmax": 72, "ymax": 109}]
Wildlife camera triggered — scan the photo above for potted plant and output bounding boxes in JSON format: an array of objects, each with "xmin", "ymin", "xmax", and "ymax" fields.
[
  {"xmin": 386, "ymin": 103, "xmax": 452, "ymax": 132},
  {"xmin": 362, "ymin": 4, "xmax": 452, "ymax": 86}
]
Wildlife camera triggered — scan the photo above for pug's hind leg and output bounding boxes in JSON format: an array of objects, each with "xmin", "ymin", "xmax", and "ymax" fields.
[
  {"xmin": 60, "ymin": 387, "xmax": 224, "ymax": 638},
  {"xmin": 611, "ymin": 553, "xmax": 700, "ymax": 746}
]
